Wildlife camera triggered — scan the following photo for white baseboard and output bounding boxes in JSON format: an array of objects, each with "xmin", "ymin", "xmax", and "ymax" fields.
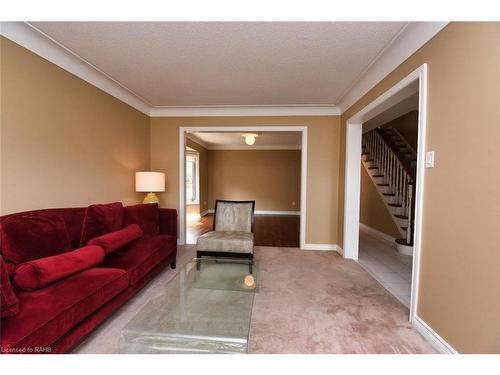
[
  {"xmin": 200, "ymin": 209, "xmax": 210, "ymax": 217},
  {"xmin": 204, "ymin": 209, "xmax": 300, "ymax": 216},
  {"xmin": 359, "ymin": 223, "xmax": 397, "ymax": 245},
  {"xmin": 255, "ymin": 210, "xmax": 300, "ymax": 215},
  {"xmin": 413, "ymin": 315, "xmax": 457, "ymax": 354},
  {"xmin": 301, "ymin": 243, "xmax": 341, "ymax": 252}
]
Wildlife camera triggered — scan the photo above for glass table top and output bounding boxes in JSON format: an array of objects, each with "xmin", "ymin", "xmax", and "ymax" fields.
[{"xmin": 119, "ymin": 259, "xmax": 257, "ymax": 354}]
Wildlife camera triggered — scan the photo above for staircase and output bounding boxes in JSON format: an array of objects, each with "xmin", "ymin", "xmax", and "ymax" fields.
[{"xmin": 361, "ymin": 127, "xmax": 417, "ymax": 255}]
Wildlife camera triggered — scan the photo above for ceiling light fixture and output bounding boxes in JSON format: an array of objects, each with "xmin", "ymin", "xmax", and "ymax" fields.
[{"xmin": 243, "ymin": 133, "xmax": 258, "ymax": 146}]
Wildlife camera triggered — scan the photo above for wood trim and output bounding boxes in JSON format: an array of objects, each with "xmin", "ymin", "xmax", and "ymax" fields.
[
  {"xmin": 344, "ymin": 64, "xmax": 428, "ymax": 326},
  {"xmin": 301, "ymin": 243, "xmax": 341, "ymax": 252},
  {"xmin": 0, "ymin": 22, "xmax": 151, "ymax": 114},
  {"xmin": 205, "ymin": 209, "xmax": 300, "ymax": 216},
  {"xmin": 151, "ymin": 105, "xmax": 340, "ymax": 117},
  {"xmin": 413, "ymin": 316, "xmax": 458, "ymax": 354},
  {"xmin": 338, "ymin": 22, "xmax": 448, "ymax": 112},
  {"xmin": 179, "ymin": 126, "xmax": 308, "ymax": 247}
]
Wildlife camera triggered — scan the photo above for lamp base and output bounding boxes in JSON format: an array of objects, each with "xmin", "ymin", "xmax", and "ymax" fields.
[{"xmin": 143, "ymin": 192, "xmax": 159, "ymax": 204}]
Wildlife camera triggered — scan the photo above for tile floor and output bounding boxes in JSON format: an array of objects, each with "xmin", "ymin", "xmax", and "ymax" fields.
[{"xmin": 358, "ymin": 227, "xmax": 413, "ymax": 307}]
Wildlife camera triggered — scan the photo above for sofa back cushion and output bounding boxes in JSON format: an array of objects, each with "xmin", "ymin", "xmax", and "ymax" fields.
[
  {"xmin": 52, "ymin": 208, "xmax": 86, "ymax": 249},
  {"xmin": 13, "ymin": 245, "xmax": 105, "ymax": 291},
  {"xmin": 0, "ymin": 212, "xmax": 72, "ymax": 270},
  {"xmin": 88, "ymin": 224, "xmax": 143, "ymax": 254},
  {"xmin": 80, "ymin": 202, "xmax": 124, "ymax": 246},
  {"xmin": 1, "ymin": 256, "xmax": 19, "ymax": 318},
  {"xmin": 123, "ymin": 203, "xmax": 159, "ymax": 235}
]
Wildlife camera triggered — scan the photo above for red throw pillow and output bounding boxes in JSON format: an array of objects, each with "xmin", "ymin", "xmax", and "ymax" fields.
[
  {"xmin": 80, "ymin": 202, "xmax": 124, "ymax": 246},
  {"xmin": 0, "ymin": 212, "xmax": 72, "ymax": 268},
  {"xmin": 88, "ymin": 224, "xmax": 143, "ymax": 254},
  {"xmin": 13, "ymin": 245, "xmax": 105, "ymax": 291},
  {"xmin": 123, "ymin": 203, "xmax": 159, "ymax": 235},
  {"xmin": 1, "ymin": 256, "xmax": 19, "ymax": 318}
]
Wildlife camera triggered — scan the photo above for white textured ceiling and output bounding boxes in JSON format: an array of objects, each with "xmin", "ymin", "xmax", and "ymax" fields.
[
  {"xmin": 188, "ymin": 131, "xmax": 302, "ymax": 149},
  {"xmin": 30, "ymin": 22, "xmax": 407, "ymax": 107}
]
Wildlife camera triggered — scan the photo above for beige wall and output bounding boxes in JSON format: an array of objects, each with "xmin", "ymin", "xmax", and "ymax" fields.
[
  {"xmin": 339, "ymin": 23, "xmax": 500, "ymax": 353},
  {"xmin": 359, "ymin": 164, "xmax": 401, "ymax": 238},
  {"xmin": 150, "ymin": 116, "xmax": 341, "ymax": 244},
  {"xmin": 207, "ymin": 150, "xmax": 301, "ymax": 211},
  {"xmin": 382, "ymin": 110, "xmax": 418, "ymax": 150},
  {"xmin": 0, "ymin": 37, "xmax": 150, "ymax": 214},
  {"xmin": 186, "ymin": 138, "xmax": 208, "ymax": 213}
]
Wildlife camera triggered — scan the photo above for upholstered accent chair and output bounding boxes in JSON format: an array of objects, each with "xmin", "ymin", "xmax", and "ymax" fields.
[{"xmin": 196, "ymin": 200, "xmax": 255, "ymax": 273}]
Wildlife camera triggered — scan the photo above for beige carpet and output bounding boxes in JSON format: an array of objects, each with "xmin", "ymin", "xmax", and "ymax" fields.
[
  {"xmin": 249, "ymin": 247, "xmax": 433, "ymax": 353},
  {"xmin": 73, "ymin": 245, "xmax": 434, "ymax": 354}
]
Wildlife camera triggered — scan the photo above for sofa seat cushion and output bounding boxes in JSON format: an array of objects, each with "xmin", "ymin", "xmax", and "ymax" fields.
[
  {"xmin": 100, "ymin": 235, "xmax": 175, "ymax": 285},
  {"xmin": 196, "ymin": 231, "xmax": 254, "ymax": 254},
  {"xmin": 0, "ymin": 267, "xmax": 129, "ymax": 351},
  {"xmin": 88, "ymin": 224, "xmax": 143, "ymax": 254},
  {"xmin": 0, "ymin": 212, "xmax": 72, "ymax": 270},
  {"xmin": 13, "ymin": 245, "xmax": 105, "ymax": 291}
]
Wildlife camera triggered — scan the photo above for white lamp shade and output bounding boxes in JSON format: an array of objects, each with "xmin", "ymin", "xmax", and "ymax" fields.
[{"xmin": 136, "ymin": 172, "xmax": 165, "ymax": 192}]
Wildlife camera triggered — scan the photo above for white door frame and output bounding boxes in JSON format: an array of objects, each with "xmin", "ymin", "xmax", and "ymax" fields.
[
  {"xmin": 343, "ymin": 64, "xmax": 428, "ymax": 322},
  {"xmin": 179, "ymin": 126, "xmax": 308, "ymax": 248}
]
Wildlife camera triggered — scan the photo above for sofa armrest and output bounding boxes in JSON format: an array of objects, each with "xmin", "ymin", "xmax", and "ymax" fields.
[{"xmin": 159, "ymin": 208, "xmax": 177, "ymax": 238}]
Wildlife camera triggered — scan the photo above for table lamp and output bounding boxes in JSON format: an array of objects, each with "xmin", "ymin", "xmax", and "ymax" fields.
[{"xmin": 136, "ymin": 171, "xmax": 165, "ymax": 204}]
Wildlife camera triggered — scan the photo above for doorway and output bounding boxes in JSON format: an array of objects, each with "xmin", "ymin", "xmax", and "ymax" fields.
[
  {"xmin": 343, "ymin": 64, "xmax": 428, "ymax": 321},
  {"xmin": 179, "ymin": 126, "xmax": 308, "ymax": 248}
]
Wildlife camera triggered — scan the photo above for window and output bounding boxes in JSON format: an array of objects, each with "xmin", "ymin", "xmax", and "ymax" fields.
[{"xmin": 186, "ymin": 152, "xmax": 199, "ymax": 204}]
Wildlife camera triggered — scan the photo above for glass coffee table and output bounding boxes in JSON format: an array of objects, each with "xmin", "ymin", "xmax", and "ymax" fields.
[{"xmin": 118, "ymin": 259, "xmax": 257, "ymax": 354}]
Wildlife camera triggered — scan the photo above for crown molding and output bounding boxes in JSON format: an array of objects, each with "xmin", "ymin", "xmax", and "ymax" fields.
[
  {"xmin": 337, "ymin": 22, "xmax": 449, "ymax": 113},
  {"xmin": 197, "ymin": 144, "xmax": 301, "ymax": 151},
  {"xmin": 186, "ymin": 132, "xmax": 301, "ymax": 150},
  {"xmin": 185, "ymin": 134, "xmax": 211, "ymax": 149},
  {"xmin": 149, "ymin": 105, "xmax": 340, "ymax": 117},
  {"xmin": 0, "ymin": 22, "xmax": 151, "ymax": 115},
  {"xmin": 1, "ymin": 21, "xmax": 448, "ymax": 118}
]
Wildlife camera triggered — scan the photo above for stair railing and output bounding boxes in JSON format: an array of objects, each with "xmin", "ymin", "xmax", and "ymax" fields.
[{"xmin": 362, "ymin": 129, "xmax": 415, "ymax": 245}]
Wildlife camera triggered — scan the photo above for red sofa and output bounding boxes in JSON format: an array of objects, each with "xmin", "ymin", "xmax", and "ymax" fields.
[{"xmin": 0, "ymin": 202, "xmax": 177, "ymax": 354}]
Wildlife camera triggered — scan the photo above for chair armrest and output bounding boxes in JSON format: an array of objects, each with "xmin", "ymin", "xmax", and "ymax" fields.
[{"xmin": 159, "ymin": 208, "xmax": 177, "ymax": 238}]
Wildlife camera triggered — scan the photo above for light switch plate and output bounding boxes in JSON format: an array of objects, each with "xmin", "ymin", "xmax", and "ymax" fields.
[{"xmin": 425, "ymin": 151, "xmax": 435, "ymax": 168}]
